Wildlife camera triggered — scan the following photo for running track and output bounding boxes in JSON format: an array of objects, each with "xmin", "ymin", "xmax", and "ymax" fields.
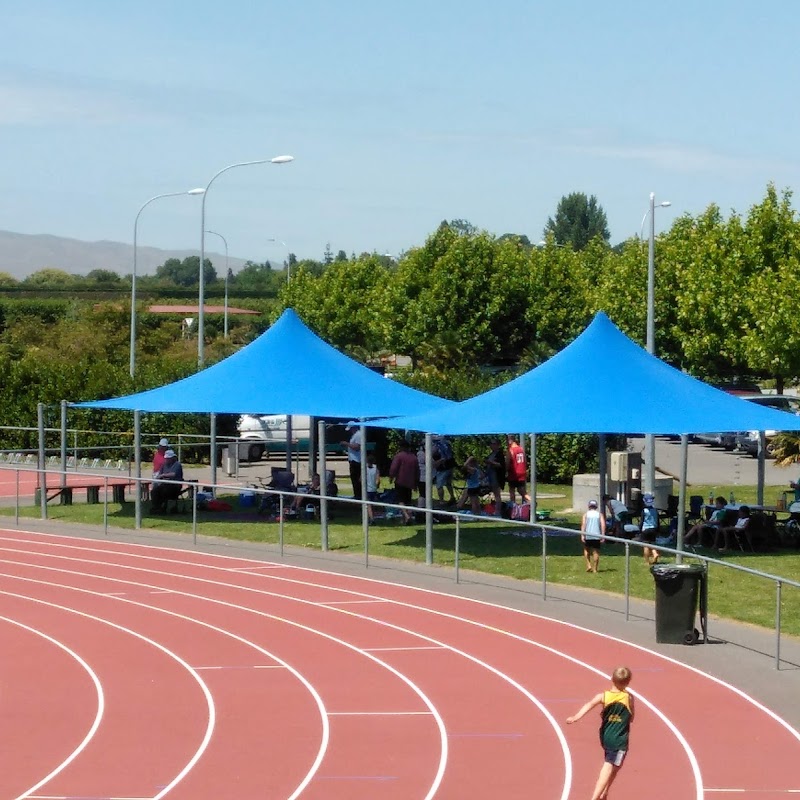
[{"xmin": 0, "ymin": 528, "xmax": 798, "ymax": 799}]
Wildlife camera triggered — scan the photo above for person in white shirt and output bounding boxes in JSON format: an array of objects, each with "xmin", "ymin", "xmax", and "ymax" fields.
[
  {"xmin": 581, "ymin": 499, "xmax": 606, "ymax": 573},
  {"xmin": 340, "ymin": 425, "xmax": 363, "ymax": 498}
]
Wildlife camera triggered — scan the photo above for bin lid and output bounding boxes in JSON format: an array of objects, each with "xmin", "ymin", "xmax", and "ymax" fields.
[{"xmin": 650, "ymin": 563, "xmax": 705, "ymax": 577}]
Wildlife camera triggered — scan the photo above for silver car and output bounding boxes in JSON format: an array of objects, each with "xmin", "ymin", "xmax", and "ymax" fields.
[{"xmin": 733, "ymin": 395, "xmax": 800, "ymax": 456}]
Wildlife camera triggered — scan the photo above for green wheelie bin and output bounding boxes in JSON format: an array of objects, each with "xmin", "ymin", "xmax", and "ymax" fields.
[{"xmin": 650, "ymin": 563, "xmax": 707, "ymax": 644}]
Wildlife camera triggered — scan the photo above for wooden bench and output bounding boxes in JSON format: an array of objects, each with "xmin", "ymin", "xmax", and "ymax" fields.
[{"xmin": 36, "ymin": 480, "xmax": 148, "ymax": 505}]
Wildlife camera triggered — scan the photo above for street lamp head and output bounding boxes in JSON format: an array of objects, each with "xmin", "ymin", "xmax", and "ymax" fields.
[
  {"xmin": 659, "ymin": 201, "xmax": 672, "ymax": 208},
  {"xmin": 270, "ymin": 155, "xmax": 294, "ymax": 164},
  {"xmin": 187, "ymin": 188, "xmax": 206, "ymax": 195}
]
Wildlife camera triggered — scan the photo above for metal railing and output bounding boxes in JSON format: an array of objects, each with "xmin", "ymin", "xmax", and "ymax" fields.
[{"xmin": 3, "ymin": 464, "xmax": 798, "ymax": 669}]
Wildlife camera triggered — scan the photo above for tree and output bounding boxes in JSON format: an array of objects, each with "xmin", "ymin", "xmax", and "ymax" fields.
[
  {"xmin": 230, "ymin": 261, "xmax": 279, "ymax": 294},
  {"xmin": 23, "ymin": 269, "xmax": 77, "ymax": 287},
  {"xmin": 543, "ymin": 192, "xmax": 610, "ymax": 250},
  {"xmin": 86, "ymin": 269, "xmax": 124, "ymax": 285},
  {"xmin": 156, "ymin": 256, "xmax": 216, "ymax": 288},
  {"xmin": 740, "ymin": 185, "xmax": 800, "ymax": 393}
]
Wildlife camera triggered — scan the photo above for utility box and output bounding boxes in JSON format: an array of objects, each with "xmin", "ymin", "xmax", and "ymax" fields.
[
  {"xmin": 607, "ymin": 451, "xmax": 642, "ymax": 505},
  {"xmin": 223, "ymin": 446, "xmax": 238, "ymax": 478},
  {"xmin": 609, "ymin": 452, "xmax": 629, "ymax": 482}
]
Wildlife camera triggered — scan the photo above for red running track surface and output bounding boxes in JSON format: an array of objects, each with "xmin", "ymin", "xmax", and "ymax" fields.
[{"xmin": 0, "ymin": 528, "xmax": 797, "ymax": 799}]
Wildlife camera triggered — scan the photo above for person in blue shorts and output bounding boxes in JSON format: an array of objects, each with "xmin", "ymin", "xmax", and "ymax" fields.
[{"xmin": 567, "ymin": 666, "xmax": 635, "ymax": 800}]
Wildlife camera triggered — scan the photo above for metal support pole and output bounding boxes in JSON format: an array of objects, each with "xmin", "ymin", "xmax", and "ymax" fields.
[
  {"xmin": 676, "ymin": 434, "xmax": 688, "ymax": 563},
  {"xmin": 775, "ymin": 580, "xmax": 782, "ymax": 670},
  {"xmin": 134, "ymin": 410, "xmax": 142, "ymax": 529},
  {"xmin": 60, "ymin": 400, "xmax": 68, "ymax": 488},
  {"xmin": 210, "ymin": 413, "xmax": 217, "ymax": 496},
  {"xmin": 455, "ymin": 515, "xmax": 461, "ymax": 583},
  {"xmin": 541, "ymin": 525, "xmax": 547, "ymax": 600},
  {"xmin": 425, "ymin": 432, "xmax": 433, "ymax": 563},
  {"xmin": 529, "ymin": 433, "xmax": 537, "ymax": 519},
  {"xmin": 360, "ymin": 423, "xmax": 368, "ymax": 559},
  {"xmin": 624, "ymin": 541, "xmax": 631, "ymax": 620},
  {"xmin": 37, "ymin": 403, "xmax": 47, "ymax": 520},
  {"xmin": 318, "ymin": 420, "xmax": 329, "ymax": 551}
]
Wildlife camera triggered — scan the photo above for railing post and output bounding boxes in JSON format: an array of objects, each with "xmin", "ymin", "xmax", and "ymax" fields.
[
  {"xmin": 103, "ymin": 475, "xmax": 109, "ymax": 535},
  {"xmin": 279, "ymin": 494, "xmax": 285, "ymax": 557},
  {"xmin": 38, "ymin": 403, "xmax": 47, "ymax": 520},
  {"xmin": 624, "ymin": 541, "xmax": 631, "ymax": 621},
  {"xmin": 775, "ymin": 580, "xmax": 782, "ymax": 670},
  {"xmin": 541, "ymin": 525, "xmax": 547, "ymax": 600},
  {"xmin": 365, "ymin": 500, "xmax": 370, "ymax": 569},
  {"xmin": 15, "ymin": 468, "xmax": 20, "ymax": 527},
  {"xmin": 455, "ymin": 515, "xmax": 461, "ymax": 584}
]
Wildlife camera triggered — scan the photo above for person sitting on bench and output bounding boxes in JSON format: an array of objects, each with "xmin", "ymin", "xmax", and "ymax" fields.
[{"xmin": 150, "ymin": 449, "xmax": 184, "ymax": 513}]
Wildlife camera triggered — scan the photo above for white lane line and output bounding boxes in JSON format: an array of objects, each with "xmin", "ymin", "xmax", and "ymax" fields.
[
  {"xmin": 2, "ymin": 551, "xmax": 626, "ymax": 799},
  {"xmin": 0, "ymin": 616, "xmax": 105, "ymax": 800},
  {"xmin": 364, "ymin": 646, "xmax": 447, "ymax": 652},
  {"xmin": 329, "ymin": 711, "xmax": 434, "ymax": 716},
  {"xmin": 6, "ymin": 531, "xmax": 800, "ymax": 798},
  {"xmin": 227, "ymin": 565, "xmax": 288, "ymax": 572},
  {"xmin": 317, "ymin": 599, "xmax": 389, "ymax": 605},
  {"xmin": 0, "ymin": 560, "xmax": 446, "ymax": 800},
  {"xmin": 705, "ymin": 789, "xmax": 800, "ymax": 794},
  {"xmin": 0, "ymin": 588, "xmax": 215, "ymax": 800},
  {"xmin": 194, "ymin": 664, "xmax": 286, "ymax": 670}
]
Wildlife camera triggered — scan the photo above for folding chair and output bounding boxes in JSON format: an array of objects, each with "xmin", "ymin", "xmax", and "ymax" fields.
[{"xmin": 686, "ymin": 495, "xmax": 705, "ymax": 525}]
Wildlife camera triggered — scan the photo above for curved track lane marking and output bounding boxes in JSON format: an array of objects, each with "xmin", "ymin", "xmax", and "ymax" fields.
[
  {"xmin": 0, "ymin": 567, "xmax": 441, "ymax": 799},
  {"xmin": 2, "ymin": 552, "xmax": 573, "ymax": 799},
  {"xmin": 0, "ymin": 588, "xmax": 216, "ymax": 800},
  {"xmin": 0, "ymin": 615, "xmax": 105, "ymax": 800},
  {"xmin": 7, "ymin": 533, "xmax": 800, "ymax": 795},
  {"xmin": 0, "ymin": 541, "xmax": 703, "ymax": 796}
]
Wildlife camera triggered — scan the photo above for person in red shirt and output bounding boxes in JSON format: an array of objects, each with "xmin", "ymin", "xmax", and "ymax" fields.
[
  {"xmin": 152, "ymin": 438, "xmax": 169, "ymax": 477},
  {"xmin": 389, "ymin": 439, "xmax": 420, "ymax": 525},
  {"xmin": 506, "ymin": 435, "xmax": 530, "ymax": 505}
]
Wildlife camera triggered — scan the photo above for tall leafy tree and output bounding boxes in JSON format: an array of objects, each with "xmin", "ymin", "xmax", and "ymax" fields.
[
  {"xmin": 740, "ymin": 185, "xmax": 800, "ymax": 393},
  {"xmin": 543, "ymin": 192, "xmax": 610, "ymax": 250},
  {"xmin": 156, "ymin": 256, "xmax": 216, "ymax": 288}
]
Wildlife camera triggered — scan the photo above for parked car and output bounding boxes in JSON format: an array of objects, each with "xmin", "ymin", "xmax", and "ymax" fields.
[
  {"xmin": 236, "ymin": 415, "xmax": 354, "ymax": 461},
  {"xmin": 733, "ymin": 395, "xmax": 800, "ymax": 457},
  {"xmin": 693, "ymin": 430, "xmax": 737, "ymax": 449},
  {"xmin": 237, "ymin": 414, "xmax": 313, "ymax": 461}
]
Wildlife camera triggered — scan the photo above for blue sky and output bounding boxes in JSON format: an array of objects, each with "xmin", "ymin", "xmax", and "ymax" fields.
[{"xmin": 1, "ymin": 1, "xmax": 798, "ymax": 270}]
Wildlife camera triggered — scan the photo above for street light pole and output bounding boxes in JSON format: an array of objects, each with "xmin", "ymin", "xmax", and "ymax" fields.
[
  {"xmin": 131, "ymin": 187, "xmax": 204, "ymax": 379},
  {"xmin": 205, "ymin": 230, "xmax": 229, "ymax": 338},
  {"xmin": 198, "ymin": 155, "xmax": 294, "ymax": 367},
  {"xmin": 642, "ymin": 192, "xmax": 672, "ymax": 493}
]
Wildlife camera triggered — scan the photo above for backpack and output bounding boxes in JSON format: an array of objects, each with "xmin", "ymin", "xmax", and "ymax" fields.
[
  {"xmin": 510, "ymin": 502, "xmax": 531, "ymax": 522},
  {"xmin": 435, "ymin": 438, "xmax": 456, "ymax": 470}
]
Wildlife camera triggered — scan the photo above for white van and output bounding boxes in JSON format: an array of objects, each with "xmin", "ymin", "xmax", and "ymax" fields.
[{"xmin": 237, "ymin": 414, "xmax": 312, "ymax": 461}]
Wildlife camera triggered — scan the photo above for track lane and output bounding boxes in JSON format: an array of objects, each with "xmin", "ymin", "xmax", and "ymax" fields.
[
  {"xmin": 0, "ymin": 616, "xmax": 102, "ymax": 800},
  {"xmin": 2, "ymin": 530, "xmax": 799, "ymax": 798},
  {"xmin": 0, "ymin": 585, "xmax": 214, "ymax": 800}
]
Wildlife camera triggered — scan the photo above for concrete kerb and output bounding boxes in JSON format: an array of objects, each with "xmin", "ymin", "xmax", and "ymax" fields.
[{"xmin": 5, "ymin": 515, "xmax": 800, "ymax": 731}]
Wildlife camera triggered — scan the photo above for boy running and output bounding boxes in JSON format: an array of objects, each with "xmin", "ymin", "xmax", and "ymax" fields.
[{"xmin": 566, "ymin": 666, "xmax": 635, "ymax": 800}]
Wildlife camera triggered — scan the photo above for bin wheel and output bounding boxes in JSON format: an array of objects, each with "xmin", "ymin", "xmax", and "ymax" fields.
[
  {"xmin": 247, "ymin": 443, "xmax": 265, "ymax": 462},
  {"xmin": 683, "ymin": 629, "xmax": 699, "ymax": 645}
]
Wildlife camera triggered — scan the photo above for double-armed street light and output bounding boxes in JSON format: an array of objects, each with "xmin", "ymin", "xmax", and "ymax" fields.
[
  {"xmin": 130, "ymin": 187, "xmax": 205, "ymax": 379},
  {"xmin": 198, "ymin": 155, "xmax": 294, "ymax": 367}
]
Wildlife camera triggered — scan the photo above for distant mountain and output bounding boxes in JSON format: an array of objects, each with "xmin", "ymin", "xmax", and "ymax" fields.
[{"xmin": 0, "ymin": 230, "xmax": 249, "ymax": 279}]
